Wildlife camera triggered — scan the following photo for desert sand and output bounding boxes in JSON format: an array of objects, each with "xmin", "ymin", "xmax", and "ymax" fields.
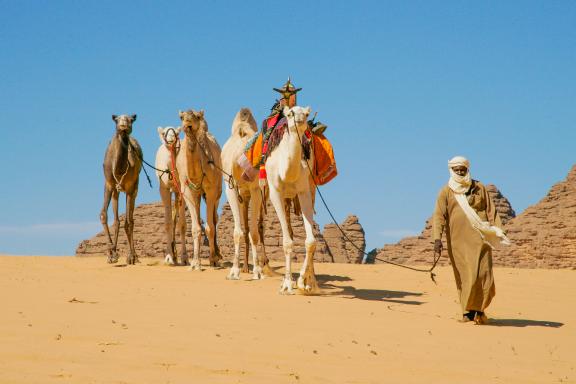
[{"xmin": 0, "ymin": 256, "xmax": 574, "ymax": 383}]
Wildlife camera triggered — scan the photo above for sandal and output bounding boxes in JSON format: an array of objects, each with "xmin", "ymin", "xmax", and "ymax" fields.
[{"xmin": 474, "ymin": 312, "xmax": 488, "ymax": 325}]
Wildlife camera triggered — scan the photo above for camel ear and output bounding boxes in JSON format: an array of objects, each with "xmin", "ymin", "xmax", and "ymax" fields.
[
  {"xmin": 131, "ymin": 114, "xmax": 137, "ymax": 122},
  {"xmin": 199, "ymin": 110, "xmax": 205, "ymax": 118},
  {"xmin": 112, "ymin": 114, "xmax": 118, "ymax": 121},
  {"xmin": 304, "ymin": 106, "xmax": 311, "ymax": 115},
  {"xmin": 178, "ymin": 110, "xmax": 183, "ymax": 119},
  {"xmin": 175, "ymin": 127, "xmax": 181, "ymax": 135},
  {"xmin": 157, "ymin": 127, "xmax": 163, "ymax": 135},
  {"xmin": 283, "ymin": 106, "xmax": 290, "ymax": 116}
]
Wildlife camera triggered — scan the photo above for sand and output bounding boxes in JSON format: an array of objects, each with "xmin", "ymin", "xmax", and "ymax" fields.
[{"xmin": 0, "ymin": 255, "xmax": 574, "ymax": 383}]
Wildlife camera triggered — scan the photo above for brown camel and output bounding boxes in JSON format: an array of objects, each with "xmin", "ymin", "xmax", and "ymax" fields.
[
  {"xmin": 100, "ymin": 114, "xmax": 143, "ymax": 264},
  {"xmin": 176, "ymin": 109, "xmax": 222, "ymax": 270}
]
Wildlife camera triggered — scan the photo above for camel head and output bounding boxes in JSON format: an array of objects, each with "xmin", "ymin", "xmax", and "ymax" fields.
[
  {"xmin": 283, "ymin": 106, "xmax": 311, "ymax": 132},
  {"xmin": 179, "ymin": 109, "xmax": 206, "ymax": 136},
  {"xmin": 232, "ymin": 107, "xmax": 257, "ymax": 138},
  {"xmin": 112, "ymin": 114, "xmax": 137, "ymax": 137},
  {"xmin": 157, "ymin": 126, "xmax": 181, "ymax": 147}
]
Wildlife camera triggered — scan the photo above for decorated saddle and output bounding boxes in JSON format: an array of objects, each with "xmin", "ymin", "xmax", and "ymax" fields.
[{"xmin": 237, "ymin": 112, "xmax": 337, "ymax": 186}]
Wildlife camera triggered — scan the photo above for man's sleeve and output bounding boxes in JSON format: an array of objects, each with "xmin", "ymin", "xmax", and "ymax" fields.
[{"xmin": 432, "ymin": 187, "xmax": 448, "ymax": 241}]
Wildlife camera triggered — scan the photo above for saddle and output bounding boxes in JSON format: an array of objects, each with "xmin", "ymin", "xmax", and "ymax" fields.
[{"xmin": 237, "ymin": 115, "xmax": 337, "ymax": 186}]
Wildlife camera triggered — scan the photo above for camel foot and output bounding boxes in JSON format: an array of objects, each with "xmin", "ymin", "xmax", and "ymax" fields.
[
  {"xmin": 126, "ymin": 254, "xmax": 139, "ymax": 265},
  {"xmin": 279, "ymin": 277, "xmax": 295, "ymax": 295},
  {"xmin": 107, "ymin": 251, "xmax": 119, "ymax": 264},
  {"xmin": 297, "ymin": 273, "xmax": 319, "ymax": 294},
  {"xmin": 252, "ymin": 265, "xmax": 264, "ymax": 280},
  {"xmin": 227, "ymin": 266, "xmax": 241, "ymax": 280},
  {"xmin": 189, "ymin": 259, "xmax": 202, "ymax": 271},
  {"xmin": 164, "ymin": 254, "xmax": 176, "ymax": 266}
]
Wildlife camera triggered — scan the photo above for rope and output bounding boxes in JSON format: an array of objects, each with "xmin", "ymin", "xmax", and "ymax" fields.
[
  {"xmin": 288, "ymin": 113, "xmax": 441, "ymax": 283},
  {"xmin": 187, "ymin": 128, "xmax": 244, "ymax": 204}
]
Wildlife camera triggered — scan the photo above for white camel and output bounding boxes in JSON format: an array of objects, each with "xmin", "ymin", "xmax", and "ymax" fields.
[
  {"xmin": 176, "ymin": 109, "xmax": 222, "ymax": 270},
  {"xmin": 155, "ymin": 126, "xmax": 188, "ymax": 266},
  {"xmin": 265, "ymin": 105, "xmax": 319, "ymax": 294},
  {"xmin": 221, "ymin": 107, "xmax": 272, "ymax": 280}
]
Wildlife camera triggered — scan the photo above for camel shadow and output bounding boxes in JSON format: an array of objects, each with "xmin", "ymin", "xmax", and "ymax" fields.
[
  {"xmin": 311, "ymin": 274, "xmax": 424, "ymax": 304},
  {"xmin": 316, "ymin": 274, "xmax": 354, "ymax": 283},
  {"xmin": 488, "ymin": 319, "xmax": 564, "ymax": 328}
]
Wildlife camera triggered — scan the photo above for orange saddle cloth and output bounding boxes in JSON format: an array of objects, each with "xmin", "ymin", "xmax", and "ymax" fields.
[
  {"xmin": 239, "ymin": 130, "xmax": 337, "ymax": 185},
  {"xmin": 312, "ymin": 133, "xmax": 337, "ymax": 185}
]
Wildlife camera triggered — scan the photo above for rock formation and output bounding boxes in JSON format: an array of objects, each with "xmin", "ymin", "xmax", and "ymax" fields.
[
  {"xmin": 375, "ymin": 170, "xmax": 576, "ymax": 269},
  {"xmin": 373, "ymin": 184, "xmax": 516, "ymax": 266},
  {"xmin": 76, "ymin": 201, "xmax": 366, "ymax": 264},
  {"xmin": 500, "ymin": 165, "xmax": 576, "ymax": 268}
]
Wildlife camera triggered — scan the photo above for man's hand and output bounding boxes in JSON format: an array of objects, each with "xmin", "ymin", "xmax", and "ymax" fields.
[{"xmin": 434, "ymin": 239, "xmax": 443, "ymax": 254}]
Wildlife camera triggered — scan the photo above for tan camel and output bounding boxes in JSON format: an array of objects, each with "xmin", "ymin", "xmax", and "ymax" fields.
[
  {"xmin": 100, "ymin": 114, "xmax": 142, "ymax": 264},
  {"xmin": 155, "ymin": 126, "xmax": 188, "ymax": 265},
  {"xmin": 176, "ymin": 109, "xmax": 222, "ymax": 270},
  {"xmin": 265, "ymin": 106, "xmax": 319, "ymax": 294},
  {"xmin": 221, "ymin": 107, "xmax": 273, "ymax": 280}
]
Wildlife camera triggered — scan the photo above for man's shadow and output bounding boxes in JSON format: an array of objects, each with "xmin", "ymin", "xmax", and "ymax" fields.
[
  {"xmin": 316, "ymin": 274, "xmax": 425, "ymax": 305},
  {"xmin": 488, "ymin": 319, "xmax": 564, "ymax": 328}
]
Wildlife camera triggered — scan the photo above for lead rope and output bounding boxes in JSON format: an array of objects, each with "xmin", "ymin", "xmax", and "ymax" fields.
[{"xmin": 289, "ymin": 113, "xmax": 441, "ymax": 283}]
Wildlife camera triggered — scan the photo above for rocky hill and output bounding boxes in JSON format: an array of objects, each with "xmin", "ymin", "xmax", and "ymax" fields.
[
  {"xmin": 501, "ymin": 165, "xmax": 576, "ymax": 268},
  {"xmin": 76, "ymin": 200, "xmax": 365, "ymax": 264},
  {"xmin": 375, "ymin": 168, "xmax": 576, "ymax": 269},
  {"xmin": 373, "ymin": 184, "xmax": 516, "ymax": 266}
]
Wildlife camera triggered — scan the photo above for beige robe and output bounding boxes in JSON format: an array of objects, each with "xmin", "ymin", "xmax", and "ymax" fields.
[{"xmin": 433, "ymin": 180, "xmax": 502, "ymax": 314}]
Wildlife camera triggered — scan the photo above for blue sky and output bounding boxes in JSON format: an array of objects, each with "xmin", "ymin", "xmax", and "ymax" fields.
[{"xmin": 1, "ymin": 1, "xmax": 575, "ymax": 255}]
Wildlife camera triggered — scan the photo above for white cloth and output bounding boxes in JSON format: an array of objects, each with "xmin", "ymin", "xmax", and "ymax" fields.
[
  {"xmin": 447, "ymin": 156, "xmax": 511, "ymax": 249},
  {"xmin": 448, "ymin": 156, "xmax": 471, "ymax": 194}
]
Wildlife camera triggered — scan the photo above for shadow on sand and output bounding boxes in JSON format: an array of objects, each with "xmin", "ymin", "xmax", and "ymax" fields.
[
  {"xmin": 316, "ymin": 274, "xmax": 424, "ymax": 305},
  {"xmin": 488, "ymin": 319, "xmax": 564, "ymax": 328}
]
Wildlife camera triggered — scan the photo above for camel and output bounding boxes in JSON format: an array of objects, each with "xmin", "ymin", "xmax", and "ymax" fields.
[
  {"xmin": 155, "ymin": 126, "xmax": 188, "ymax": 266},
  {"xmin": 221, "ymin": 107, "xmax": 273, "ymax": 280},
  {"xmin": 100, "ymin": 114, "xmax": 142, "ymax": 265},
  {"xmin": 176, "ymin": 109, "xmax": 222, "ymax": 270},
  {"xmin": 265, "ymin": 105, "xmax": 319, "ymax": 294}
]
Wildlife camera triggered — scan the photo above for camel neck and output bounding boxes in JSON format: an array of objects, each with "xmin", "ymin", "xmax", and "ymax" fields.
[{"xmin": 112, "ymin": 134, "xmax": 130, "ymax": 175}]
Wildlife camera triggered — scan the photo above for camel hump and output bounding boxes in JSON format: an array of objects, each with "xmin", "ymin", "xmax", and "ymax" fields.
[
  {"xmin": 232, "ymin": 107, "xmax": 257, "ymax": 136},
  {"xmin": 239, "ymin": 107, "xmax": 251, "ymax": 121}
]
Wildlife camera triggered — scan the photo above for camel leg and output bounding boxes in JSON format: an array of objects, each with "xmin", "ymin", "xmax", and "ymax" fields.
[
  {"xmin": 284, "ymin": 198, "xmax": 294, "ymax": 240},
  {"xmin": 296, "ymin": 190, "xmax": 319, "ymax": 294},
  {"xmin": 241, "ymin": 194, "xmax": 250, "ymax": 273},
  {"xmin": 249, "ymin": 188, "xmax": 264, "ymax": 280},
  {"xmin": 176, "ymin": 193, "xmax": 189, "ymax": 265},
  {"xmin": 225, "ymin": 186, "xmax": 242, "ymax": 280},
  {"xmin": 205, "ymin": 193, "xmax": 219, "ymax": 268},
  {"xmin": 160, "ymin": 184, "xmax": 176, "ymax": 265},
  {"xmin": 125, "ymin": 188, "xmax": 139, "ymax": 265},
  {"xmin": 183, "ymin": 190, "xmax": 202, "ymax": 271},
  {"xmin": 110, "ymin": 189, "xmax": 121, "ymax": 263},
  {"xmin": 269, "ymin": 187, "xmax": 294, "ymax": 294},
  {"xmin": 257, "ymin": 200, "xmax": 276, "ymax": 277},
  {"xmin": 100, "ymin": 186, "xmax": 118, "ymax": 263}
]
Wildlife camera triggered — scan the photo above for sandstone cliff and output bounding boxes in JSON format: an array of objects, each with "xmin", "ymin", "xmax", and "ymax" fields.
[{"xmin": 76, "ymin": 200, "xmax": 365, "ymax": 264}]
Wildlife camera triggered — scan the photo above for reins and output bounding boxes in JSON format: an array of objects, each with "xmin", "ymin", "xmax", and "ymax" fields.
[{"xmin": 288, "ymin": 112, "xmax": 441, "ymax": 283}]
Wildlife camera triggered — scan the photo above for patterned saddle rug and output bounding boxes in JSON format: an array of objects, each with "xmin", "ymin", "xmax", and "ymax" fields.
[{"xmin": 237, "ymin": 116, "xmax": 337, "ymax": 186}]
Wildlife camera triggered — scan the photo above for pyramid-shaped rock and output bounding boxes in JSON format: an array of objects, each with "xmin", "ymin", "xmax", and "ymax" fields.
[
  {"xmin": 76, "ymin": 200, "xmax": 365, "ymax": 264},
  {"xmin": 501, "ymin": 165, "xmax": 576, "ymax": 268}
]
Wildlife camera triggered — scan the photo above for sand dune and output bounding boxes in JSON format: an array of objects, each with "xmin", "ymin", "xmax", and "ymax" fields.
[{"xmin": 0, "ymin": 256, "xmax": 574, "ymax": 383}]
